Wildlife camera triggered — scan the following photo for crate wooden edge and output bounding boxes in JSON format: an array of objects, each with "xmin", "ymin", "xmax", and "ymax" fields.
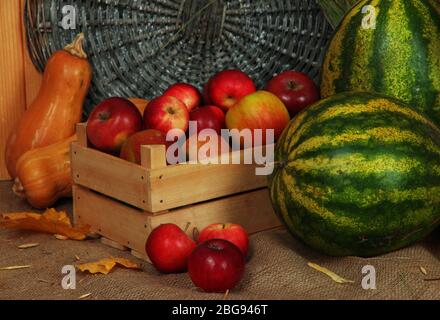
[
  {"xmin": 73, "ymin": 185, "xmax": 281, "ymax": 262},
  {"xmin": 73, "ymin": 123, "xmax": 270, "ymax": 213}
]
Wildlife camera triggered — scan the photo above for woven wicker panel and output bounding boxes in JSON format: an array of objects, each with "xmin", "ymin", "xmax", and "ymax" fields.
[{"xmin": 25, "ymin": 0, "xmax": 332, "ymax": 115}]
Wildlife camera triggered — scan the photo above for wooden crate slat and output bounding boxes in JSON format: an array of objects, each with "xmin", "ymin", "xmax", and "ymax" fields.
[
  {"xmin": 71, "ymin": 143, "xmax": 150, "ymax": 210},
  {"xmin": 148, "ymin": 163, "xmax": 268, "ymax": 212},
  {"xmin": 149, "ymin": 188, "xmax": 280, "ymax": 236}
]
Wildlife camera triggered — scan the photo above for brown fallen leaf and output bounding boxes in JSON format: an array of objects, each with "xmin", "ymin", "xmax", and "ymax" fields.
[
  {"xmin": 308, "ymin": 262, "xmax": 355, "ymax": 284},
  {"xmin": 18, "ymin": 243, "xmax": 39, "ymax": 249},
  {"xmin": 76, "ymin": 257, "xmax": 142, "ymax": 275},
  {"xmin": 0, "ymin": 265, "xmax": 32, "ymax": 271},
  {"xmin": 0, "ymin": 208, "xmax": 90, "ymax": 240}
]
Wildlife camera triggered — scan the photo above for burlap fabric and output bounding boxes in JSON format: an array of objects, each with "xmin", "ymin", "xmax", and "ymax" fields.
[{"xmin": 1, "ymin": 181, "xmax": 439, "ymax": 300}]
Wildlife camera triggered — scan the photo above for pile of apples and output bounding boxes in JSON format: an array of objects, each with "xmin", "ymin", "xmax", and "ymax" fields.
[
  {"xmin": 86, "ymin": 69, "xmax": 319, "ymax": 162},
  {"xmin": 146, "ymin": 222, "xmax": 249, "ymax": 293}
]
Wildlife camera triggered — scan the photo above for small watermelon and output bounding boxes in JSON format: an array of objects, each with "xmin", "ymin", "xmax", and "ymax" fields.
[
  {"xmin": 321, "ymin": 0, "xmax": 440, "ymax": 126},
  {"xmin": 269, "ymin": 92, "xmax": 440, "ymax": 257}
]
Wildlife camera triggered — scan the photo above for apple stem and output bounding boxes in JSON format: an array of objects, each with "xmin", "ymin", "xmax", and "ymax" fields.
[
  {"xmin": 98, "ymin": 111, "xmax": 110, "ymax": 121},
  {"xmin": 288, "ymin": 81, "xmax": 297, "ymax": 90},
  {"xmin": 184, "ymin": 221, "xmax": 191, "ymax": 233},
  {"xmin": 193, "ymin": 227, "xmax": 200, "ymax": 242},
  {"xmin": 222, "ymin": 224, "xmax": 226, "ymax": 230}
]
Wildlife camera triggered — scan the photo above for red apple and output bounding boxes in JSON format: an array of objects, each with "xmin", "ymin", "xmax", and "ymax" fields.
[
  {"xmin": 198, "ymin": 223, "xmax": 249, "ymax": 257},
  {"xmin": 143, "ymin": 95, "xmax": 190, "ymax": 136},
  {"xmin": 120, "ymin": 129, "xmax": 168, "ymax": 164},
  {"xmin": 87, "ymin": 97, "xmax": 143, "ymax": 154},
  {"xmin": 265, "ymin": 71, "xmax": 320, "ymax": 117},
  {"xmin": 226, "ymin": 91, "xmax": 290, "ymax": 146},
  {"xmin": 188, "ymin": 239, "xmax": 245, "ymax": 293},
  {"xmin": 207, "ymin": 70, "xmax": 256, "ymax": 112},
  {"xmin": 163, "ymin": 83, "xmax": 201, "ymax": 112},
  {"xmin": 190, "ymin": 106, "xmax": 226, "ymax": 135},
  {"xmin": 146, "ymin": 224, "xmax": 196, "ymax": 274}
]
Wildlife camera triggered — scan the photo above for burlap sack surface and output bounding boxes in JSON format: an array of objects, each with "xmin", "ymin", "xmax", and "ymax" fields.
[{"xmin": 1, "ymin": 182, "xmax": 439, "ymax": 300}]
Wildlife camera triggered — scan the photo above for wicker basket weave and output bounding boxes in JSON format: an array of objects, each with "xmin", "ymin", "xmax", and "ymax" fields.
[{"xmin": 25, "ymin": 0, "xmax": 332, "ymax": 115}]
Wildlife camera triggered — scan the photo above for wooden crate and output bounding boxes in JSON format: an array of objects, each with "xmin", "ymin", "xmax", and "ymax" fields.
[{"xmin": 72, "ymin": 124, "xmax": 281, "ymax": 260}]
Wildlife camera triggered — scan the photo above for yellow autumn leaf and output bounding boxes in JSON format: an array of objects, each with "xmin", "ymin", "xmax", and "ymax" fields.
[
  {"xmin": 0, "ymin": 208, "xmax": 90, "ymax": 240},
  {"xmin": 308, "ymin": 262, "xmax": 355, "ymax": 284},
  {"xmin": 76, "ymin": 257, "xmax": 142, "ymax": 275}
]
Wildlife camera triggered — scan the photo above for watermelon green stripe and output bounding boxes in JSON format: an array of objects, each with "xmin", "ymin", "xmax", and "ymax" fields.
[
  {"xmin": 346, "ymin": 0, "xmax": 379, "ymax": 91},
  {"xmin": 321, "ymin": 0, "xmax": 440, "ymax": 127},
  {"xmin": 413, "ymin": 0, "xmax": 440, "ymax": 111},
  {"xmin": 269, "ymin": 92, "xmax": 440, "ymax": 257},
  {"xmin": 334, "ymin": 1, "xmax": 373, "ymax": 93},
  {"xmin": 320, "ymin": 0, "xmax": 369, "ymax": 95},
  {"xmin": 301, "ymin": 185, "xmax": 440, "ymax": 209},
  {"xmin": 291, "ymin": 127, "xmax": 440, "ymax": 159}
]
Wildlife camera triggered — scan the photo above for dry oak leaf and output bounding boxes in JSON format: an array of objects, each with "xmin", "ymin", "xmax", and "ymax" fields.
[
  {"xmin": 0, "ymin": 208, "xmax": 90, "ymax": 240},
  {"xmin": 76, "ymin": 257, "xmax": 142, "ymax": 275}
]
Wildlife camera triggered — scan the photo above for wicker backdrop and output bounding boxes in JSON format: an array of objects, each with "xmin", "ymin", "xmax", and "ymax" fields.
[{"xmin": 24, "ymin": 0, "xmax": 332, "ymax": 115}]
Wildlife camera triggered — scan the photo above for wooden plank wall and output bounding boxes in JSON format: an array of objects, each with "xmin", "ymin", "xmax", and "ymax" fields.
[{"xmin": 0, "ymin": 0, "xmax": 43, "ymax": 180}]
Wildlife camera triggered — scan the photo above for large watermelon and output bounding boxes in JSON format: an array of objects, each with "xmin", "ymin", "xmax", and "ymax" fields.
[
  {"xmin": 321, "ymin": 0, "xmax": 440, "ymax": 126},
  {"xmin": 269, "ymin": 92, "xmax": 440, "ymax": 257}
]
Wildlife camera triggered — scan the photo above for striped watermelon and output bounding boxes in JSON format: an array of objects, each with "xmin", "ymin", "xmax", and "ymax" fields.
[
  {"xmin": 269, "ymin": 92, "xmax": 440, "ymax": 257},
  {"xmin": 321, "ymin": 0, "xmax": 440, "ymax": 126}
]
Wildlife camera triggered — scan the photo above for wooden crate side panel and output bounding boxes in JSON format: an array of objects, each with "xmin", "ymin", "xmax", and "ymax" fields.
[
  {"xmin": 150, "ymin": 188, "xmax": 281, "ymax": 236},
  {"xmin": 71, "ymin": 143, "xmax": 150, "ymax": 210},
  {"xmin": 74, "ymin": 186, "xmax": 281, "ymax": 261},
  {"xmin": 148, "ymin": 163, "xmax": 268, "ymax": 212},
  {"xmin": 73, "ymin": 185, "xmax": 151, "ymax": 255}
]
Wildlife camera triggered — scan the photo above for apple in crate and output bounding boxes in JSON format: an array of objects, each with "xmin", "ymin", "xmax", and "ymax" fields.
[
  {"xmin": 206, "ymin": 70, "xmax": 256, "ymax": 112},
  {"xmin": 198, "ymin": 223, "xmax": 249, "ymax": 257},
  {"xmin": 265, "ymin": 71, "xmax": 320, "ymax": 117},
  {"xmin": 190, "ymin": 106, "xmax": 226, "ymax": 135},
  {"xmin": 146, "ymin": 224, "xmax": 196, "ymax": 274},
  {"xmin": 163, "ymin": 83, "xmax": 201, "ymax": 112},
  {"xmin": 120, "ymin": 129, "xmax": 168, "ymax": 165},
  {"xmin": 226, "ymin": 91, "xmax": 290, "ymax": 146},
  {"xmin": 87, "ymin": 97, "xmax": 143, "ymax": 154},
  {"xmin": 188, "ymin": 239, "xmax": 246, "ymax": 293},
  {"xmin": 143, "ymin": 96, "xmax": 190, "ymax": 136}
]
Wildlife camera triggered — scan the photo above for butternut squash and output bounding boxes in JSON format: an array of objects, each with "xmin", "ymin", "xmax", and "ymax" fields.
[
  {"xmin": 13, "ymin": 135, "xmax": 77, "ymax": 209},
  {"xmin": 5, "ymin": 33, "xmax": 92, "ymax": 177}
]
